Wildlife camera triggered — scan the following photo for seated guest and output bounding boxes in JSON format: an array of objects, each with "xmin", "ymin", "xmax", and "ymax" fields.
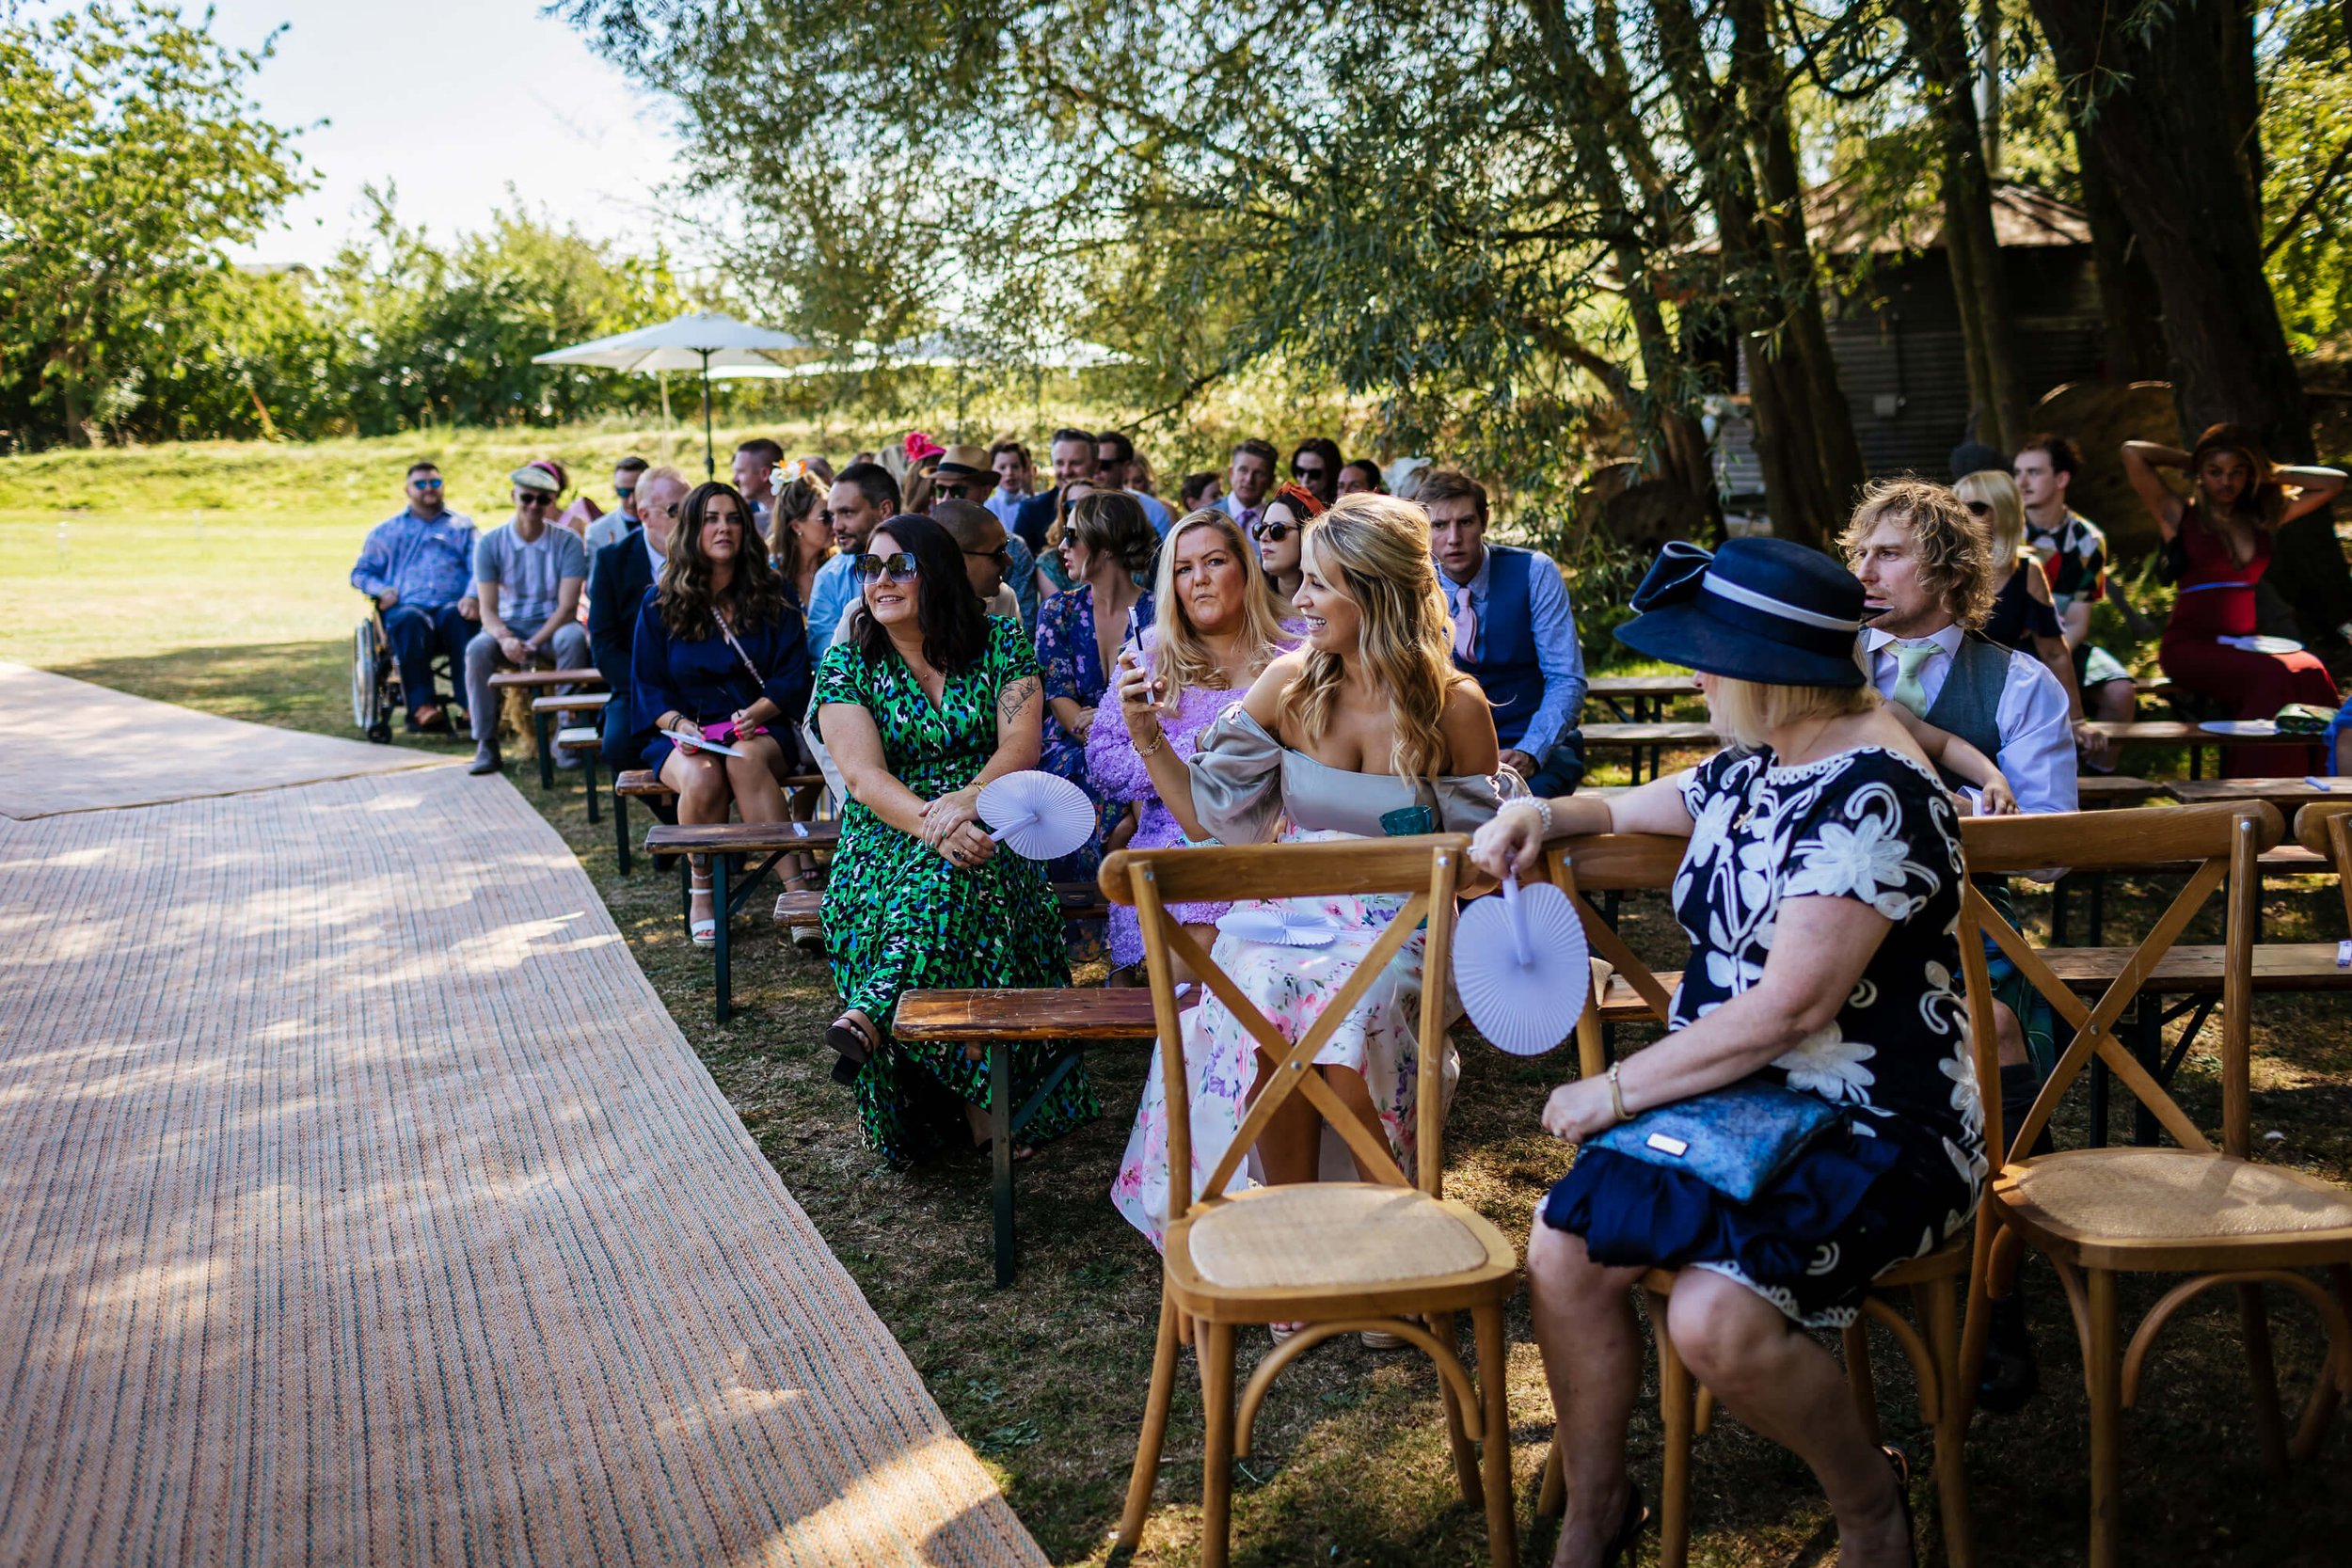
[
  {"xmin": 1957, "ymin": 469, "xmax": 2106, "ymax": 764},
  {"xmin": 1337, "ymin": 458, "xmax": 1386, "ymax": 497},
  {"xmin": 1031, "ymin": 477, "xmax": 1098, "ymax": 600},
  {"xmin": 937, "ymin": 445, "xmax": 1039, "ymax": 626},
  {"xmin": 1037, "ymin": 491, "xmax": 1158, "ymax": 881},
  {"xmin": 1290, "ymin": 436, "xmax": 1343, "ymax": 507},
  {"xmin": 1216, "ymin": 437, "xmax": 1278, "ymax": 531},
  {"xmin": 587, "ymin": 466, "xmax": 684, "ymax": 770},
  {"xmin": 2125, "ymin": 425, "xmax": 2344, "ymax": 774},
  {"xmin": 814, "ymin": 515, "xmax": 1101, "ymax": 1156},
  {"xmin": 1108, "ymin": 494, "xmax": 1501, "ymax": 1263},
  {"xmin": 1179, "ymin": 470, "xmax": 1223, "ymax": 514},
  {"xmin": 1248, "ymin": 480, "xmax": 1318, "ymax": 611},
  {"xmin": 771, "ymin": 463, "xmax": 835, "ymax": 613},
  {"xmin": 585, "ymin": 456, "xmax": 646, "ymax": 555},
  {"xmin": 1470, "ymin": 537, "xmax": 1980, "ymax": 1568},
  {"xmin": 1422, "ymin": 468, "xmax": 1589, "ymax": 794},
  {"xmin": 352, "ymin": 461, "xmax": 477, "ymax": 734},
  {"xmin": 1087, "ymin": 508, "xmax": 1296, "ymax": 981},
  {"xmin": 464, "ymin": 466, "xmax": 591, "ymax": 775},
  {"xmin": 805, "ymin": 462, "xmax": 902, "ymax": 666},
  {"xmin": 1013, "ymin": 428, "xmax": 1098, "ymax": 555},
  {"xmin": 733, "ymin": 437, "xmax": 783, "ymax": 536},
  {"xmin": 1096, "ymin": 429, "xmax": 1175, "ymax": 535},
  {"xmin": 2013, "ymin": 434, "xmax": 2136, "ymax": 726},
  {"xmin": 986, "ymin": 438, "xmax": 1033, "ymax": 531},
  {"xmin": 630, "ymin": 482, "xmax": 813, "ymax": 945},
  {"xmin": 935, "ymin": 498, "xmax": 1024, "ymax": 620}
]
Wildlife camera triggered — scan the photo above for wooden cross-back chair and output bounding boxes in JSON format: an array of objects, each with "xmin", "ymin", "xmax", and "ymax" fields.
[
  {"xmin": 2293, "ymin": 799, "xmax": 2352, "ymax": 933},
  {"xmin": 1100, "ymin": 834, "xmax": 1521, "ymax": 1568},
  {"xmin": 1955, "ymin": 801, "xmax": 2352, "ymax": 1568},
  {"xmin": 1533, "ymin": 832, "xmax": 1979, "ymax": 1568}
]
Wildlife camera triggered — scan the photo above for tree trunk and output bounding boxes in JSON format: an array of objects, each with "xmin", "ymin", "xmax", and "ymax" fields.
[
  {"xmin": 1658, "ymin": 0, "xmax": 1863, "ymax": 549},
  {"xmin": 2074, "ymin": 131, "xmax": 2169, "ymax": 383}
]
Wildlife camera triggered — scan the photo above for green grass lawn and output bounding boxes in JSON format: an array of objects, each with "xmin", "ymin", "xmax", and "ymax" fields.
[{"xmin": 7, "ymin": 440, "xmax": 2350, "ymax": 1566}]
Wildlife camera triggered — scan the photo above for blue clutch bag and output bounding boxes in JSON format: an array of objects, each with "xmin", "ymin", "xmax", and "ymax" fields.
[{"xmin": 1587, "ymin": 1078, "xmax": 1842, "ymax": 1203}]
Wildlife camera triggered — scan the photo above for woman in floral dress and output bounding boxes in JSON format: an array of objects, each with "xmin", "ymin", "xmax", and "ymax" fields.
[
  {"xmin": 1104, "ymin": 495, "xmax": 1500, "ymax": 1250},
  {"xmin": 814, "ymin": 514, "xmax": 1098, "ymax": 1162},
  {"xmin": 1471, "ymin": 535, "xmax": 1981, "ymax": 1568}
]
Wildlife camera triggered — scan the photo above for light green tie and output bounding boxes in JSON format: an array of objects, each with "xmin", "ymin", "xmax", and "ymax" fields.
[{"xmin": 1890, "ymin": 640, "xmax": 1941, "ymax": 717}]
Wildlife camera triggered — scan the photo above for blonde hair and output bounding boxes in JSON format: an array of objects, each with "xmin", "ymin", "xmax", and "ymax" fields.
[
  {"xmin": 1839, "ymin": 478, "xmax": 1994, "ymax": 630},
  {"xmin": 1281, "ymin": 493, "xmax": 1467, "ymax": 779},
  {"xmin": 1149, "ymin": 510, "xmax": 1292, "ymax": 701},
  {"xmin": 1708, "ymin": 676, "xmax": 1878, "ymax": 750},
  {"xmin": 1955, "ymin": 469, "xmax": 2027, "ymax": 566}
]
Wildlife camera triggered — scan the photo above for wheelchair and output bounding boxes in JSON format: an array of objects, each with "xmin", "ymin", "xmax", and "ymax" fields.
[{"xmin": 352, "ymin": 595, "xmax": 464, "ymax": 744}]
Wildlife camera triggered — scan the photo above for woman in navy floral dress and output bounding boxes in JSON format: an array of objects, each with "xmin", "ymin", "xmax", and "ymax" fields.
[
  {"xmin": 1034, "ymin": 490, "xmax": 1158, "ymax": 879},
  {"xmin": 1471, "ymin": 537, "xmax": 1980, "ymax": 1568}
]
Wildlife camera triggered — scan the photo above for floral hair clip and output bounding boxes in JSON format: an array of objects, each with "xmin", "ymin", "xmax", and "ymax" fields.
[
  {"xmin": 902, "ymin": 430, "xmax": 946, "ymax": 465},
  {"xmin": 776, "ymin": 457, "xmax": 812, "ymax": 487}
]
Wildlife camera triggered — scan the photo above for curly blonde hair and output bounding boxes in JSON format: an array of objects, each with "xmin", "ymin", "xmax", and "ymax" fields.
[
  {"xmin": 1281, "ymin": 493, "xmax": 1469, "ymax": 779},
  {"xmin": 1148, "ymin": 509, "xmax": 1293, "ymax": 701},
  {"xmin": 1839, "ymin": 478, "xmax": 1994, "ymax": 630}
]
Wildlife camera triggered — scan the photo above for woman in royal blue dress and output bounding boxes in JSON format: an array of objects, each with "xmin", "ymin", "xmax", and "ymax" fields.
[
  {"xmin": 1470, "ymin": 538, "xmax": 1982, "ymax": 1568},
  {"xmin": 631, "ymin": 482, "xmax": 812, "ymax": 944}
]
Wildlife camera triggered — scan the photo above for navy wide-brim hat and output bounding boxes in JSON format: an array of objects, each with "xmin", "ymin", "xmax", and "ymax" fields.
[{"xmin": 1613, "ymin": 537, "xmax": 1867, "ymax": 688}]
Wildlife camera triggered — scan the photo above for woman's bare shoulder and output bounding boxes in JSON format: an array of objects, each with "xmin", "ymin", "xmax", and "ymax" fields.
[{"xmin": 1439, "ymin": 677, "xmax": 1501, "ymax": 772}]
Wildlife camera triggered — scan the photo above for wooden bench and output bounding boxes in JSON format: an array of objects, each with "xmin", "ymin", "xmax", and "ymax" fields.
[
  {"xmin": 552, "ymin": 724, "xmax": 604, "ymax": 821},
  {"xmin": 612, "ymin": 769, "xmax": 675, "ymax": 874},
  {"xmin": 2081, "ymin": 719, "xmax": 2319, "ymax": 780},
  {"xmin": 896, "ymin": 968, "xmax": 1683, "ymax": 1286},
  {"xmin": 1579, "ymin": 721, "xmax": 1721, "ymax": 783},
  {"xmin": 2074, "ymin": 774, "xmax": 2170, "ymax": 807},
  {"xmin": 774, "ymin": 880, "xmax": 1110, "ymax": 933},
  {"xmin": 643, "ymin": 818, "xmax": 843, "ymax": 1020},
  {"xmin": 1587, "ymin": 674, "xmax": 1698, "ymax": 723},
  {"xmin": 485, "ymin": 669, "xmax": 608, "ymax": 787},
  {"xmin": 2049, "ymin": 843, "xmax": 2328, "ymax": 946}
]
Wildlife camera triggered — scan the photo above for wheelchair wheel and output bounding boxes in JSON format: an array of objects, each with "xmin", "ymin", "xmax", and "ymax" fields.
[{"xmin": 353, "ymin": 621, "xmax": 394, "ymax": 743}]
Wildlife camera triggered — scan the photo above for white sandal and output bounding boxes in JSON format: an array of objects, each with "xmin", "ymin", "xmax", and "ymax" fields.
[{"xmin": 689, "ymin": 863, "xmax": 717, "ymax": 947}]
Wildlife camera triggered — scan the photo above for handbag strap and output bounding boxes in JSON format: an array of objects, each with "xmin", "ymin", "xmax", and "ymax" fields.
[{"xmin": 711, "ymin": 606, "xmax": 768, "ymax": 701}]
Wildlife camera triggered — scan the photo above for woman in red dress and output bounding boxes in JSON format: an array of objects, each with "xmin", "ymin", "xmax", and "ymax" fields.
[{"xmin": 2123, "ymin": 425, "xmax": 2344, "ymax": 775}]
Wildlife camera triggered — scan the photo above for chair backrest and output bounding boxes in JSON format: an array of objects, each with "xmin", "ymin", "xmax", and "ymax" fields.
[
  {"xmin": 1100, "ymin": 834, "xmax": 1468, "ymax": 1211},
  {"xmin": 2292, "ymin": 800, "xmax": 2352, "ymax": 934},
  {"xmin": 1541, "ymin": 834, "xmax": 1687, "ymax": 1026},
  {"xmin": 1955, "ymin": 802, "xmax": 2283, "ymax": 1162}
]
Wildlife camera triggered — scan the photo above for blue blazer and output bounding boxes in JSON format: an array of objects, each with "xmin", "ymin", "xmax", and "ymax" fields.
[
  {"xmin": 587, "ymin": 527, "xmax": 656, "ymax": 692},
  {"xmin": 629, "ymin": 592, "xmax": 813, "ymax": 772}
]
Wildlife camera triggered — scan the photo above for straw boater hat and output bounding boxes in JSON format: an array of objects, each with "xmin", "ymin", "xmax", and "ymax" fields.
[
  {"xmin": 1613, "ymin": 538, "xmax": 1867, "ymax": 689},
  {"xmin": 934, "ymin": 444, "xmax": 994, "ymax": 481}
]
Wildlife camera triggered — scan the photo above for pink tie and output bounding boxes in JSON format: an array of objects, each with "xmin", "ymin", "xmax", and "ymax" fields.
[{"xmin": 1452, "ymin": 585, "xmax": 1476, "ymax": 659}]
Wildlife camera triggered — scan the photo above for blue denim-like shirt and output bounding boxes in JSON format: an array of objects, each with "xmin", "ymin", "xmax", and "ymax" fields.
[{"xmin": 351, "ymin": 508, "xmax": 477, "ymax": 608}]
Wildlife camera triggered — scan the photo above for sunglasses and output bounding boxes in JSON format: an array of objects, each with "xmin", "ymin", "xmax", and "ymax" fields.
[
  {"xmin": 411, "ymin": 477, "xmax": 443, "ymax": 489},
  {"xmin": 1963, "ymin": 499, "xmax": 1991, "ymax": 517},
  {"xmin": 934, "ymin": 480, "xmax": 979, "ymax": 499},
  {"xmin": 852, "ymin": 551, "xmax": 920, "ymax": 584},
  {"xmin": 1294, "ymin": 465, "xmax": 1327, "ymax": 479},
  {"xmin": 1250, "ymin": 519, "xmax": 1297, "ymax": 543},
  {"xmin": 962, "ymin": 545, "xmax": 1013, "ymax": 566},
  {"xmin": 515, "ymin": 492, "xmax": 552, "ymax": 508}
]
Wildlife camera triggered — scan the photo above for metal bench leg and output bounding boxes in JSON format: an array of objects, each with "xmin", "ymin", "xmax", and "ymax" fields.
[
  {"xmin": 615, "ymin": 792, "xmax": 632, "ymax": 876},
  {"xmin": 582, "ymin": 749, "xmax": 601, "ymax": 824},
  {"xmin": 713, "ymin": 851, "xmax": 733, "ymax": 1022},
  {"xmin": 993, "ymin": 1043, "xmax": 1015, "ymax": 1287},
  {"xmin": 534, "ymin": 711, "xmax": 555, "ymax": 791}
]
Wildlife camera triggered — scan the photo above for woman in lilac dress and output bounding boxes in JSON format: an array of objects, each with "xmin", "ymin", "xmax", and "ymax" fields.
[{"xmin": 1086, "ymin": 507, "xmax": 1299, "ymax": 976}]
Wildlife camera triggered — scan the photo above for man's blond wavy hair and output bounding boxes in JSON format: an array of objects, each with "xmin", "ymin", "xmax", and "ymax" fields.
[
  {"xmin": 1839, "ymin": 477, "xmax": 1994, "ymax": 630},
  {"xmin": 1281, "ymin": 493, "xmax": 1470, "ymax": 779}
]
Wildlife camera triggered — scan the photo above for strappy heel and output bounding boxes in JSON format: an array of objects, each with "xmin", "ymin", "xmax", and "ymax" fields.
[{"xmin": 688, "ymin": 860, "xmax": 716, "ymax": 947}]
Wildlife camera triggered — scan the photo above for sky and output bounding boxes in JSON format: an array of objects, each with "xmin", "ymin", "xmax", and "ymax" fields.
[{"xmin": 194, "ymin": 0, "xmax": 690, "ymax": 270}]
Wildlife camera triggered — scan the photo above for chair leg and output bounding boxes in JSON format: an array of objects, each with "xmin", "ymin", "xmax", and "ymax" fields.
[
  {"xmin": 2294, "ymin": 1264, "xmax": 2352, "ymax": 1461},
  {"xmin": 1473, "ymin": 1305, "xmax": 1519, "ymax": 1568},
  {"xmin": 1916, "ymin": 1279, "xmax": 1977, "ymax": 1568},
  {"xmin": 1535, "ymin": 1434, "xmax": 1565, "ymax": 1518},
  {"xmin": 2086, "ymin": 1269, "xmax": 2122, "ymax": 1568},
  {"xmin": 1650, "ymin": 1290, "xmax": 1695, "ymax": 1568},
  {"xmin": 582, "ymin": 749, "xmax": 601, "ymax": 823},
  {"xmin": 1842, "ymin": 1321, "xmax": 1882, "ymax": 1448},
  {"xmin": 614, "ymin": 792, "xmax": 632, "ymax": 875},
  {"xmin": 1200, "ymin": 1322, "xmax": 1237, "ymax": 1568},
  {"xmin": 2236, "ymin": 1282, "xmax": 2292, "ymax": 1474},
  {"xmin": 1117, "ymin": 1286, "xmax": 1183, "ymax": 1550},
  {"xmin": 1433, "ymin": 1311, "xmax": 1481, "ymax": 1506}
]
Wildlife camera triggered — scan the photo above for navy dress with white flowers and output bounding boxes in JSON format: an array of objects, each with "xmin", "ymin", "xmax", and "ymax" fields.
[{"xmin": 1542, "ymin": 746, "xmax": 1986, "ymax": 1327}]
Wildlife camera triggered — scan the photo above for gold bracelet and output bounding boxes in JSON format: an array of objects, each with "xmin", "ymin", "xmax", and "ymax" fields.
[
  {"xmin": 1606, "ymin": 1062, "xmax": 1629, "ymax": 1123},
  {"xmin": 1134, "ymin": 728, "xmax": 1166, "ymax": 758}
]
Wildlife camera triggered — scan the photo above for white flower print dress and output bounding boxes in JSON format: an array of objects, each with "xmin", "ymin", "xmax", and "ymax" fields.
[{"xmin": 1539, "ymin": 746, "xmax": 1986, "ymax": 1327}]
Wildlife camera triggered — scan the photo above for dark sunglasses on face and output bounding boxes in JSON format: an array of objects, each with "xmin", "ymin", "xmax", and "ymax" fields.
[
  {"xmin": 852, "ymin": 551, "xmax": 920, "ymax": 584},
  {"xmin": 1250, "ymin": 519, "xmax": 1296, "ymax": 543},
  {"xmin": 411, "ymin": 477, "xmax": 443, "ymax": 489},
  {"xmin": 935, "ymin": 480, "xmax": 978, "ymax": 499},
  {"xmin": 962, "ymin": 545, "xmax": 1012, "ymax": 566},
  {"xmin": 1295, "ymin": 465, "xmax": 1326, "ymax": 480},
  {"xmin": 515, "ymin": 492, "xmax": 551, "ymax": 508},
  {"xmin": 1963, "ymin": 499, "xmax": 1991, "ymax": 517}
]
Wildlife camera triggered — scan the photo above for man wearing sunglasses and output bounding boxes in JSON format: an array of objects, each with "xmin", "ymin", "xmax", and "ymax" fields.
[
  {"xmin": 936, "ymin": 445, "xmax": 1039, "ymax": 626},
  {"xmin": 1095, "ymin": 430, "xmax": 1174, "ymax": 537},
  {"xmin": 462, "ymin": 465, "xmax": 591, "ymax": 774},
  {"xmin": 351, "ymin": 461, "xmax": 479, "ymax": 734},
  {"xmin": 935, "ymin": 498, "xmax": 1025, "ymax": 621}
]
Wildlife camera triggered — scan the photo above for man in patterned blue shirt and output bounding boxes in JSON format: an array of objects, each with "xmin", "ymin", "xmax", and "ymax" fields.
[{"xmin": 350, "ymin": 462, "xmax": 477, "ymax": 732}]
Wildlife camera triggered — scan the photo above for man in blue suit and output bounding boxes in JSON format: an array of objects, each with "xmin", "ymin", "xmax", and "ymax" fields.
[
  {"xmin": 1422, "ymin": 468, "xmax": 1588, "ymax": 794},
  {"xmin": 587, "ymin": 467, "xmax": 682, "ymax": 771}
]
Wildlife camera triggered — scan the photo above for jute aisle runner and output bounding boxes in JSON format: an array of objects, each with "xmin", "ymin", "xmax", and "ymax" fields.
[{"xmin": 0, "ymin": 679, "xmax": 1045, "ymax": 1566}]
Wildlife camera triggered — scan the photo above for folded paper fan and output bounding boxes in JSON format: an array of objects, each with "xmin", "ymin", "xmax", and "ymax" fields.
[
  {"xmin": 1453, "ymin": 875, "xmax": 1591, "ymax": 1055},
  {"xmin": 977, "ymin": 769, "xmax": 1097, "ymax": 861},
  {"xmin": 1216, "ymin": 904, "xmax": 1341, "ymax": 947}
]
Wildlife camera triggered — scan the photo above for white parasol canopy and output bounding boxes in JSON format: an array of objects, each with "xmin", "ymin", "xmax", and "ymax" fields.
[{"xmin": 534, "ymin": 311, "xmax": 808, "ymax": 475}]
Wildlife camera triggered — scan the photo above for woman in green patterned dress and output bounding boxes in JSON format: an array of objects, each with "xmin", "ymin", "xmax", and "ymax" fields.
[{"xmin": 815, "ymin": 514, "xmax": 1101, "ymax": 1162}]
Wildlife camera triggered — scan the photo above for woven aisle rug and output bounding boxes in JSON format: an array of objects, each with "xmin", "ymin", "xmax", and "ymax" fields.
[
  {"xmin": 0, "ymin": 661, "xmax": 449, "ymax": 819},
  {"xmin": 0, "ymin": 745, "xmax": 1045, "ymax": 1565}
]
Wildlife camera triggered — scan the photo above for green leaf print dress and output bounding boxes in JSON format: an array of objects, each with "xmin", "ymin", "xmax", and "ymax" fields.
[{"xmin": 816, "ymin": 614, "xmax": 1102, "ymax": 1162}]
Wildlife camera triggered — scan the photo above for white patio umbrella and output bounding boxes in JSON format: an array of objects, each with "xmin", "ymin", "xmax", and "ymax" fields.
[{"xmin": 533, "ymin": 310, "xmax": 809, "ymax": 476}]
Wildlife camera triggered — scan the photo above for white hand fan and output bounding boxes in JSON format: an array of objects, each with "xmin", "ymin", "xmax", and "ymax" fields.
[
  {"xmin": 977, "ymin": 769, "xmax": 1097, "ymax": 861},
  {"xmin": 1216, "ymin": 904, "xmax": 1341, "ymax": 947},
  {"xmin": 1453, "ymin": 874, "xmax": 1591, "ymax": 1055}
]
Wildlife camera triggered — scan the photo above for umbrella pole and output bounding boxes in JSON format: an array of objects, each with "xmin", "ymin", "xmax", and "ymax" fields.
[{"xmin": 700, "ymin": 351, "xmax": 716, "ymax": 479}]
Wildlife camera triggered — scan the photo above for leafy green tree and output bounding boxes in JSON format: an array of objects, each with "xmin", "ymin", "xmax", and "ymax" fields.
[{"xmin": 0, "ymin": 1, "xmax": 309, "ymax": 445}]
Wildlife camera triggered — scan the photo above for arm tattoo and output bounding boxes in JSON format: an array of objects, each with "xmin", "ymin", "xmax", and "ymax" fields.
[{"xmin": 997, "ymin": 676, "xmax": 1040, "ymax": 727}]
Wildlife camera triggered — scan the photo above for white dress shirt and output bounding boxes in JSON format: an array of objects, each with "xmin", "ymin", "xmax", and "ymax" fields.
[{"xmin": 1862, "ymin": 624, "xmax": 2078, "ymax": 815}]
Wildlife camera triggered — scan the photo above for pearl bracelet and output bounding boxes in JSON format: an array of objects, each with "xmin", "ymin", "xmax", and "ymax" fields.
[{"xmin": 1501, "ymin": 795, "xmax": 1553, "ymax": 837}]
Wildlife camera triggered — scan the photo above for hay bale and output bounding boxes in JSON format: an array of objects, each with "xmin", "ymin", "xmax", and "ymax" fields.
[{"xmin": 2026, "ymin": 380, "xmax": 2180, "ymax": 560}]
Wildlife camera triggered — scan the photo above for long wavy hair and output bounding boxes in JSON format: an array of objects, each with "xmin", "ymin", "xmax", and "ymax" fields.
[
  {"xmin": 771, "ymin": 470, "xmax": 833, "ymax": 598},
  {"xmin": 656, "ymin": 481, "xmax": 791, "ymax": 639},
  {"xmin": 2186, "ymin": 422, "xmax": 2289, "ymax": 531},
  {"xmin": 1839, "ymin": 477, "xmax": 1994, "ymax": 630},
  {"xmin": 1148, "ymin": 510, "xmax": 1293, "ymax": 704},
  {"xmin": 847, "ymin": 514, "xmax": 990, "ymax": 674},
  {"xmin": 1281, "ymin": 493, "xmax": 1468, "ymax": 779}
]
